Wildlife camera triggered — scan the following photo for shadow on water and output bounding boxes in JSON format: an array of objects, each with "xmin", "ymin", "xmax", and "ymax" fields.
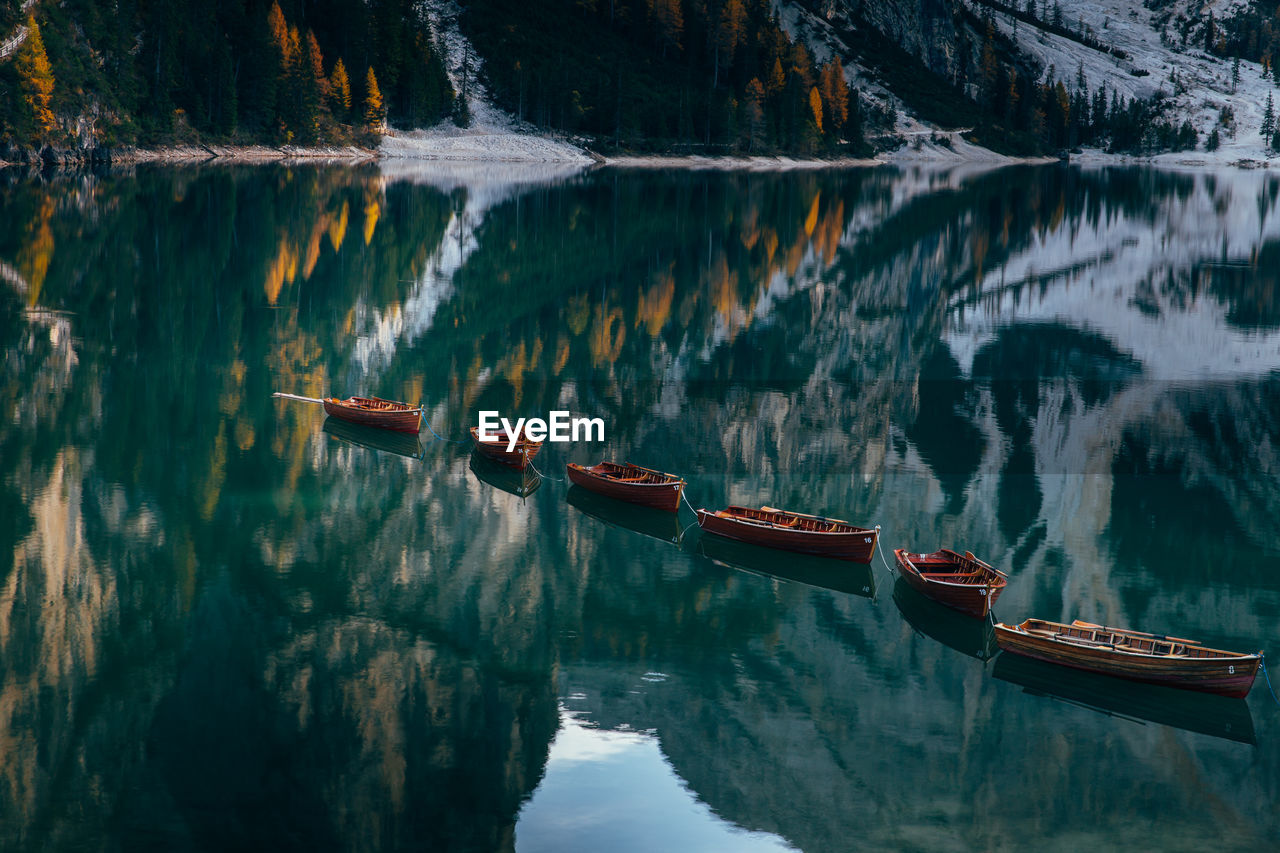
[
  {"xmin": 992, "ymin": 651, "xmax": 1257, "ymax": 745},
  {"xmin": 565, "ymin": 485, "xmax": 684, "ymax": 545},
  {"xmin": 322, "ymin": 417, "xmax": 425, "ymax": 459},
  {"xmin": 468, "ymin": 452, "xmax": 542, "ymax": 498},
  {"xmin": 697, "ymin": 535, "xmax": 878, "ymax": 598},
  {"xmin": 892, "ymin": 577, "xmax": 998, "ymax": 660}
]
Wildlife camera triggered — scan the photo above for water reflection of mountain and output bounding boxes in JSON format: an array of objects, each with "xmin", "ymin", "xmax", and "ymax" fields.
[{"xmin": 2, "ymin": 163, "xmax": 1278, "ymax": 851}]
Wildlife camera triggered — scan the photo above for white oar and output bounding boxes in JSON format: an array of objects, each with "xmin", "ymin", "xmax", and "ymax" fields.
[{"xmin": 272, "ymin": 392, "xmax": 327, "ymax": 404}]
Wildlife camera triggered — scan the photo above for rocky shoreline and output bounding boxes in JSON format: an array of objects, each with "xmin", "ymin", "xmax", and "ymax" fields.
[
  {"xmin": 0, "ymin": 142, "xmax": 378, "ymax": 169},
  {"xmin": 3, "ymin": 138, "xmax": 1274, "ymax": 173}
]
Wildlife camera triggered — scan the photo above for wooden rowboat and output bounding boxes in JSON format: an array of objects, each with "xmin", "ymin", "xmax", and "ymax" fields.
[
  {"xmin": 892, "ymin": 548, "xmax": 1008, "ymax": 618},
  {"xmin": 695, "ymin": 505, "xmax": 878, "ymax": 562},
  {"xmin": 470, "ymin": 426, "xmax": 543, "ymax": 470},
  {"xmin": 273, "ymin": 392, "xmax": 423, "ymax": 433},
  {"xmin": 565, "ymin": 461, "xmax": 685, "ymax": 513},
  {"xmin": 323, "ymin": 396, "xmax": 423, "ymax": 433},
  {"xmin": 993, "ymin": 618, "xmax": 1263, "ymax": 698}
]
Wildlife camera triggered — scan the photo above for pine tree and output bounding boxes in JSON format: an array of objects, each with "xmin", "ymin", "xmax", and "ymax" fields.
[
  {"xmin": 1263, "ymin": 92, "xmax": 1276, "ymax": 142},
  {"xmin": 330, "ymin": 59, "xmax": 352, "ymax": 119},
  {"xmin": 1206, "ymin": 127, "xmax": 1221, "ymax": 151},
  {"xmin": 767, "ymin": 58, "xmax": 786, "ymax": 96},
  {"xmin": 819, "ymin": 61, "xmax": 849, "ymax": 134},
  {"xmin": 364, "ymin": 67, "xmax": 385, "ymax": 133},
  {"xmin": 214, "ymin": 36, "xmax": 238, "ymax": 135},
  {"xmin": 745, "ymin": 77, "xmax": 766, "ymax": 150},
  {"xmin": 305, "ymin": 32, "xmax": 327, "ymax": 97},
  {"xmin": 980, "ymin": 20, "xmax": 998, "ymax": 110},
  {"xmin": 14, "ymin": 16, "xmax": 56, "ymax": 142},
  {"xmin": 1232, "ymin": 56, "xmax": 1241, "ymax": 92},
  {"xmin": 267, "ymin": 3, "xmax": 289, "ymax": 67},
  {"xmin": 654, "ymin": 0, "xmax": 683, "ymax": 58},
  {"xmin": 713, "ymin": 0, "xmax": 746, "ymax": 89}
]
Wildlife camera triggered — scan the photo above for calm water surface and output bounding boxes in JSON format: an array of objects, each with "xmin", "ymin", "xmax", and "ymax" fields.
[{"xmin": 1, "ymin": 162, "xmax": 1278, "ymax": 852}]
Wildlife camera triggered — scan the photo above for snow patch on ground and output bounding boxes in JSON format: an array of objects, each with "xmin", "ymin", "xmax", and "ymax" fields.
[
  {"xmin": 602, "ymin": 154, "xmax": 879, "ymax": 170},
  {"xmin": 881, "ymin": 129, "xmax": 1056, "ymax": 164},
  {"xmin": 380, "ymin": 127, "xmax": 592, "ymax": 163}
]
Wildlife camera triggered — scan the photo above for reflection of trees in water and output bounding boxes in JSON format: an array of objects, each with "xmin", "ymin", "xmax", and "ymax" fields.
[
  {"xmin": 133, "ymin": 584, "xmax": 557, "ymax": 851},
  {"xmin": 2, "ymin": 164, "xmax": 1280, "ymax": 851}
]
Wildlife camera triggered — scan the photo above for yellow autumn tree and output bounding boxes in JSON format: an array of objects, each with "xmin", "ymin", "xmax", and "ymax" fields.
[
  {"xmin": 305, "ymin": 31, "xmax": 327, "ymax": 93},
  {"xmin": 808, "ymin": 86, "xmax": 823, "ymax": 134},
  {"xmin": 329, "ymin": 58, "xmax": 352, "ymax": 117},
  {"xmin": 767, "ymin": 57, "xmax": 786, "ymax": 95},
  {"xmin": 267, "ymin": 3, "xmax": 290, "ymax": 68},
  {"xmin": 15, "ymin": 16, "xmax": 57, "ymax": 142},
  {"xmin": 364, "ymin": 67, "xmax": 385, "ymax": 132},
  {"xmin": 819, "ymin": 61, "xmax": 849, "ymax": 133}
]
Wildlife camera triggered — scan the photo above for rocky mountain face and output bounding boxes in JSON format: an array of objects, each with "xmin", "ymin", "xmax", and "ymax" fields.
[
  {"xmin": 841, "ymin": 0, "xmax": 968, "ymax": 72},
  {"xmin": 781, "ymin": 0, "xmax": 1280, "ymax": 160}
]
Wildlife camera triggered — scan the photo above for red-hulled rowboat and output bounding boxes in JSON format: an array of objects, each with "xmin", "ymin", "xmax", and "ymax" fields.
[
  {"xmin": 993, "ymin": 618, "xmax": 1263, "ymax": 698},
  {"xmin": 695, "ymin": 505, "xmax": 878, "ymax": 562},
  {"xmin": 470, "ymin": 426, "xmax": 543, "ymax": 470},
  {"xmin": 892, "ymin": 548, "xmax": 1008, "ymax": 618},
  {"xmin": 273, "ymin": 392, "xmax": 423, "ymax": 433},
  {"xmin": 565, "ymin": 461, "xmax": 685, "ymax": 512}
]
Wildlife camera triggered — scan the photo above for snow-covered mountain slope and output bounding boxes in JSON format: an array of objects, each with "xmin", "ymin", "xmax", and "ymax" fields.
[
  {"xmin": 381, "ymin": 0, "xmax": 590, "ymax": 162},
  {"xmin": 988, "ymin": 0, "xmax": 1278, "ymax": 162},
  {"xmin": 775, "ymin": 0, "xmax": 1280, "ymax": 162}
]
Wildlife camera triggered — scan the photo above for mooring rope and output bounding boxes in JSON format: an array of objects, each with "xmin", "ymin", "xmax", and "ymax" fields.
[
  {"xmin": 423, "ymin": 420, "xmax": 469, "ymax": 444},
  {"xmin": 1261, "ymin": 655, "xmax": 1280, "ymax": 707},
  {"xmin": 873, "ymin": 528, "xmax": 896, "ymax": 583},
  {"xmin": 675, "ymin": 490, "xmax": 703, "ymax": 543},
  {"xmin": 528, "ymin": 459, "xmax": 565, "ymax": 482},
  {"xmin": 418, "ymin": 407, "xmax": 469, "ymax": 444}
]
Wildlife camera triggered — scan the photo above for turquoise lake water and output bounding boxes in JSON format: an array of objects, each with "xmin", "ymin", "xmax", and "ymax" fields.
[{"xmin": 1, "ymin": 162, "xmax": 1277, "ymax": 851}]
